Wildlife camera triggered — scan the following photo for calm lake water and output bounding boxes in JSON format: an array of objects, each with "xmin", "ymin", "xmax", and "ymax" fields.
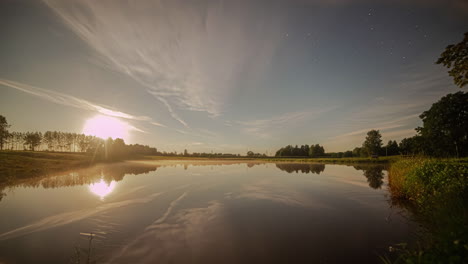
[{"xmin": 0, "ymin": 161, "xmax": 413, "ymax": 264}]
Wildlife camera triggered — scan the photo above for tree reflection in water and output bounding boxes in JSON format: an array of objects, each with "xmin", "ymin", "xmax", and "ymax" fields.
[
  {"xmin": 0, "ymin": 162, "xmax": 388, "ymax": 202},
  {"xmin": 0, "ymin": 162, "xmax": 161, "ymax": 194},
  {"xmin": 353, "ymin": 164, "xmax": 386, "ymax": 189},
  {"xmin": 275, "ymin": 163, "xmax": 325, "ymax": 174}
]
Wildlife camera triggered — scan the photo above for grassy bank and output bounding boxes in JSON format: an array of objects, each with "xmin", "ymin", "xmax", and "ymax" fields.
[
  {"xmin": 0, "ymin": 151, "xmax": 95, "ymax": 184},
  {"xmin": 386, "ymin": 158, "xmax": 468, "ymax": 263}
]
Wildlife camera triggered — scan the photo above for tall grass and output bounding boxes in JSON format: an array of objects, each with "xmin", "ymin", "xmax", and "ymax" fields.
[{"xmin": 387, "ymin": 158, "xmax": 468, "ymax": 263}]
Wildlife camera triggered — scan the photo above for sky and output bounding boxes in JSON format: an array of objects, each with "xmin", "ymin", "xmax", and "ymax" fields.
[{"xmin": 0, "ymin": 0, "xmax": 466, "ymax": 154}]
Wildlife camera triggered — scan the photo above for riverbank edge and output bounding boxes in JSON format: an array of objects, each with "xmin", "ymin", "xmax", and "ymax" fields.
[
  {"xmin": 0, "ymin": 150, "xmax": 400, "ymax": 183},
  {"xmin": 384, "ymin": 158, "xmax": 468, "ymax": 263}
]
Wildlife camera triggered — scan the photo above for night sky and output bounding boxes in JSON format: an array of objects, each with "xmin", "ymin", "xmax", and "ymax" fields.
[{"xmin": 0, "ymin": 0, "xmax": 466, "ymax": 154}]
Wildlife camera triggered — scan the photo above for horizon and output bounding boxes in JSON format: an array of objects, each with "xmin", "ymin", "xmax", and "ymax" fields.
[{"xmin": 1, "ymin": 0, "xmax": 466, "ymax": 154}]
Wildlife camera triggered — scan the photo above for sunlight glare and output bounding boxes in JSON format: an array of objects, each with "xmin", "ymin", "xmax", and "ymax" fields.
[
  {"xmin": 89, "ymin": 179, "xmax": 117, "ymax": 199},
  {"xmin": 83, "ymin": 115, "xmax": 130, "ymax": 141}
]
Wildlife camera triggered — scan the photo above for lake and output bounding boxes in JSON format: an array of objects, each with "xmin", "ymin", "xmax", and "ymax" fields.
[{"xmin": 0, "ymin": 161, "xmax": 414, "ymax": 263}]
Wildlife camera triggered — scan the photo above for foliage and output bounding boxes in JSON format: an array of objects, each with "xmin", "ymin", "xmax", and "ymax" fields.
[
  {"xmin": 353, "ymin": 147, "xmax": 366, "ymax": 157},
  {"xmin": 398, "ymin": 136, "xmax": 425, "ymax": 156},
  {"xmin": 246, "ymin": 150, "xmax": 266, "ymax": 157},
  {"xmin": 362, "ymin": 129, "xmax": 383, "ymax": 156},
  {"xmin": 388, "ymin": 158, "xmax": 468, "ymax": 263},
  {"xmin": 384, "ymin": 140, "xmax": 400, "ymax": 156},
  {"xmin": 0, "ymin": 115, "xmax": 10, "ymax": 150},
  {"xmin": 309, "ymin": 144, "xmax": 325, "ymax": 157},
  {"xmin": 24, "ymin": 132, "xmax": 42, "ymax": 151},
  {"xmin": 417, "ymin": 91, "xmax": 468, "ymax": 157},
  {"xmin": 267, "ymin": 156, "xmax": 398, "ymax": 164},
  {"xmin": 275, "ymin": 144, "xmax": 308, "ymax": 157},
  {"xmin": 436, "ymin": 32, "xmax": 468, "ymax": 88}
]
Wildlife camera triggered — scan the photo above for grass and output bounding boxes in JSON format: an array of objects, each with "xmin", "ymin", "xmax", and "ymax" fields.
[
  {"xmin": 0, "ymin": 150, "xmax": 95, "ymax": 184},
  {"xmin": 386, "ymin": 158, "xmax": 468, "ymax": 263}
]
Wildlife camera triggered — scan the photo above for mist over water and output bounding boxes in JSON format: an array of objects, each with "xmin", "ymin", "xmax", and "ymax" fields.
[{"xmin": 0, "ymin": 161, "xmax": 412, "ymax": 263}]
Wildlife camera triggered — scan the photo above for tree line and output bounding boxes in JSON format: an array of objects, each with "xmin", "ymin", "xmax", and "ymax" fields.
[
  {"xmin": 274, "ymin": 89, "xmax": 467, "ymax": 159},
  {"xmin": 275, "ymin": 144, "xmax": 325, "ymax": 157},
  {"xmin": 0, "ymin": 116, "xmax": 160, "ymax": 160},
  {"xmin": 353, "ymin": 91, "xmax": 467, "ymax": 158}
]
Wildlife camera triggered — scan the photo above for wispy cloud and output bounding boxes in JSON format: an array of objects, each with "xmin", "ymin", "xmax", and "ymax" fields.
[
  {"xmin": 0, "ymin": 78, "xmax": 166, "ymax": 129},
  {"xmin": 300, "ymin": 0, "xmax": 468, "ymax": 13},
  {"xmin": 0, "ymin": 192, "xmax": 162, "ymax": 241},
  {"xmin": 238, "ymin": 108, "xmax": 335, "ymax": 139},
  {"xmin": 44, "ymin": 0, "xmax": 287, "ymax": 126},
  {"xmin": 334, "ymin": 114, "xmax": 419, "ymax": 139}
]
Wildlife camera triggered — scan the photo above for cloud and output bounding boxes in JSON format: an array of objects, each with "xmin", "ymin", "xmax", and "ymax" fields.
[
  {"xmin": 0, "ymin": 78, "xmax": 147, "ymax": 120},
  {"xmin": 109, "ymin": 192, "xmax": 228, "ymax": 263},
  {"xmin": 44, "ymin": 0, "xmax": 287, "ymax": 126},
  {"xmin": 0, "ymin": 192, "xmax": 162, "ymax": 241},
  {"xmin": 334, "ymin": 114, "xmax": 419, "ymax": 139},
  {"xmin": 150, "ymin": 121, "xmax": 167, "ymax": 128},
  {"xmin": 238, "ymin": 108, "xmax": 334, "ymax": 139},
  {"xmin": 0, "ymin": 78, "xmax": 167, "ymax": 130}
]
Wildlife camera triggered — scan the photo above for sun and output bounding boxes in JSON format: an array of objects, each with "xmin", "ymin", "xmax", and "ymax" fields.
[{"xmin": 83, "ymin": 115, "xmax": 130, "ymax": 141}]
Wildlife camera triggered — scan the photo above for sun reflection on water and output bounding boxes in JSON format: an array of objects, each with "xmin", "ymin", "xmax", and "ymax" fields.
[{"xmin": 89, "ymin": 179, "xmax": 117, "ymax": 199}]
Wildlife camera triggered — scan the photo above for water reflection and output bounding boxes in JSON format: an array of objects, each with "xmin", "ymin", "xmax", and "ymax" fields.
[
  {"xmin": 0, "ymin": 162, "xmax": 388, "ymax": 197},
  {"xmin": 353, "ymin": 164, "xmax": 386, "ymax": 189},
  {"xmin": 0, "ymin": 161, "xmax": 410, "ymax": 264},
  {"xmin": 275, "ymin": 163, "xmax": 325, "ymax": 174},
  {"xmin": 4, "ymin": 162, "xmax": 160, "ymax": 190},
  {"xmin": 89, "ymin": 179, "xmax": 117, "ymax": 199}
]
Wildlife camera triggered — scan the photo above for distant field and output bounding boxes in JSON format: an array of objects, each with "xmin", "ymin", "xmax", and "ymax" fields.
[{"xmin": 0, "ymin": 150, "xmax": 93, "ymax": 183}]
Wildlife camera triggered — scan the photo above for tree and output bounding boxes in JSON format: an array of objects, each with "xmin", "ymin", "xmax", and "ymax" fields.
[
  {"xmin": 0, "ymin": 115, "xmax": 10, "ymax": 150},
  {"xmin": 362, "ymin": 130, "xmax": 382, "ymax": 157},
  {"xmin": 399, "ymin": 135, "xmax": 425, "ymax": 156},
  {"xmin": 417, "ymin": 91, "xmax": 468, "ymax": 157},
  {"xmin": 309, "ymin": 144, "xmax": 325, "ymax": 157},
  {"xmin": 384, "ymin": 140, "xmax": 399, "ymax": 156},
  {"xmin": 436, "ymin": 32, "xmax": 468, "ymax": 88},
  {"xmin": 24, "ymin": 132, "xmax": 42, "ymax": 151}
]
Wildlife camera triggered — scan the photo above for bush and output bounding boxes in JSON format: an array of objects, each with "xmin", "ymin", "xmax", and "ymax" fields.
[{"xmin": 387, "ymin": 158, "xmax": 468, "ymax": 263}]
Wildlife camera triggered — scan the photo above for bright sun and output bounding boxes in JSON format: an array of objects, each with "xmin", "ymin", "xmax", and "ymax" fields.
[{"xmin": 83, "ymin": 115, "xmax": 130, "ymax": 141}]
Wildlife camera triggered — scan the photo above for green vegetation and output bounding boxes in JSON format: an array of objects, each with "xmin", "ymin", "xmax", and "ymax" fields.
[
  {"xmin": 436, "ymin": 32, "xmax": 468, "ymax": 88},
  {"xmin": 385, "ymin": 158, "xmax": 468, "ymax": 263},
  {"xmin": 275, "ymin": 144, "xmax": 325, "ymax": 157},
  {"xmin": 0, "ymin": 115, "xmax": 9, "ymax": 150},
  {"xmin": 362, "ymin": 129, "xmax": 383, "ymax": 156}
]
